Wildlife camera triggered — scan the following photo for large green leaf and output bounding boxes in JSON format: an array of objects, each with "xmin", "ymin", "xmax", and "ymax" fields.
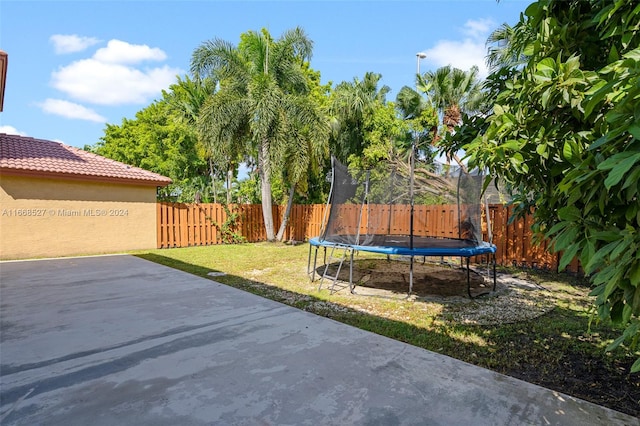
[
  {"xmin": 536, "ymin": 58, "xmax": 556, "ymax": 78},
  {"xmin": 559, "ymin": 243, "xmax": 580, "ymax": 271},
  {"xmin": 603, "ymin": 153, "xmax": 640, "ymax": 189},
  {"xmin": 630, "ymin": 261, "xmax": 640, "ymax": 286},
  {"xmin": 557, "ymin": 205, "xmax": 581, "ymax": 221},
  {"xmin": 623, "ymin": 47, "xmax": 640, "ymax": 62}
]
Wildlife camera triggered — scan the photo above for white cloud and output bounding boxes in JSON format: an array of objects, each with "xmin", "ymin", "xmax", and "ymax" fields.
[
  {"xmin": 51, "ymin": 59, "xmax": 180, "ymax": 105},
  {"xmin": 423, "ymin": 18, "xmax": 496, "ymax": 78},
  {"xmin": 93, "ymin": 39, "xmax": 167, "ymax": 64},
  {"xmin": 424, "ymin": 39, "xmax": 488, "ymax": 77},
  {"xmin": 37, "ymin": 98, "xmax": 107, "ymax": 123},
  {"xmin": 0, "ymin": 125, "xmax": 28, "ymax": 136},
  {"xmin": 462, "ymin": 18, "xmax": 495, "ymax": 40},
  {"xmin": 50, "ymin": 34, "xmax": 101, "ymax": 54},
  {"xmin": 49, "ymin": 39, "xmax": 182, "ymax": 106}
]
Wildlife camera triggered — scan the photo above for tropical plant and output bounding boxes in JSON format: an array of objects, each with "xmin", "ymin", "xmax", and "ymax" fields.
[
  {"xmin": 446, "ymin": 0, "xmax": 640, "ymax": 372},
  {"xmin": 274, "ymin": 66, "xmax": 330, "ymax": 241},
  {"xmin": 418, "ymin": 65, "xmax": 486, "ymax": 132},
  {"xmin": 92, "ymin": 100, "xmax": 208, "ymax": 202},
  {"xmin": 191, "ymin": 27, "xmax": 329, "ymax": 241},
  {"xmin": 328, "ymin": 72, "xmax": 391, "ymax": 164},
  {"xmin": 485, "ymin": 22, "xmax": 533, "ymax": 73},
  {"xmin": 162, "ymin": 75, "xmax": 225, "ymax": 203},
  {"xmin": 417, "ymin": 65, "xmax": 487, "ymax": 170},
  {"xmin": 395, "ymin": 85, "xmax": 439, "ymax": 155},
  {"xmin": 389, "ymin": 85, "xmax": 441, "ymax": 191}
]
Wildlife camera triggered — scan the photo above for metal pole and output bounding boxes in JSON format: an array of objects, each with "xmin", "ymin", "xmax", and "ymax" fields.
[
  {"xmin": 319, "ymin": 156, "xmax": 336, "ymax": 241},
  {"xmin": 350, "ymin": 249, "xmax": 355, "ymax": 293},
  {"xmin": 467, "ymin": 257, "xmax": 472, "ymax": 298},
  {"xmin": 410, "ymin": 140, "xmax": 415, "ymax": 250},
  {"xmin": 411, "ymin": 52, "xmax": 425, "ymax": 249},
  {"xmin": 355, "ymin": 170, "xmax": 370, "ymax": 246},
  {"xmin": 416, "ymin": 52, "xmax": 426, "ymax": 89},
  {"xmin": 409, "ymin": 256, "xmax": 414, "ymax": 295},
  {"xmin": 410, "ymin": 52, "xmax": 425, "ymax": 297}
]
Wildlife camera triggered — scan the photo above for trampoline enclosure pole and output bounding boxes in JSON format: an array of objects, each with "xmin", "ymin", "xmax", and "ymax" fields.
[
  {"xmin": 409, "ymin": 139, "xmax": 416, "ymax": 294},
  {"xmin": 410, "ymin": 140, "xmax": 415, "ymax": 250},
  {"xmin": 355, "ymin": 170, "xmax": 370, "ymax": 245},
  {"xmin": 456, "ymin": 167, "xmax": 462, "ymax": 240},
  {"xmin": 319, "ymin": 156, "xmax": 336, "ymax": 241},
  {"xmin": 387, "ymin": 169, "xmax": 396, "ymax": 237}
]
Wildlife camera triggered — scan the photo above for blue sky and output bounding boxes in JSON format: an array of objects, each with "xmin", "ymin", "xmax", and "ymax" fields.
[{"xmin": 1, "ymin": 0, "xmax": 530, "ymax": 148}]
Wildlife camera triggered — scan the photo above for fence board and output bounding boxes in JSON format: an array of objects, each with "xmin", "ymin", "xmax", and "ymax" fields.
[{"xmin": 167, "ymin": 204, "xmax": 175, "ymax": 247}]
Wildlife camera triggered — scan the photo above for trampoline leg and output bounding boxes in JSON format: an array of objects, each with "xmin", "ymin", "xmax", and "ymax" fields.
[
  {"xmin": 310, "ymin": 246, "xmax": 319, "ymax": 282},
  {"xmin": 409, "ymin": 256, "xmax": 414, "ymax": 296},
  {"xmin": 493, "ymin": 253, "xmax": 497, "ymax": 292},
  {"xmin": 307, "ymin": 244, "xmax": 313, "ymax": 279},
  {"xmin": 466, "ymin": 257, "xmax": 472, "ymax": 299},
  {"xmin": 349, "ymin": 249, "xmax": 355, "ymax": 293},
  {"xmin": 319, "ymin": 247, "xmax": 333, "ymax": 292}
]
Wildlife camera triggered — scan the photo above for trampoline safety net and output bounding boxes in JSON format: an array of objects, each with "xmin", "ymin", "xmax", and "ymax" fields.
[{"xmin": 319, "ymin": 156, "xmax": 486, "ymax": 250}]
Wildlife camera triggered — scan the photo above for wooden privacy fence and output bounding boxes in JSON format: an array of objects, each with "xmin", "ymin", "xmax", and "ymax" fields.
[
  {"xmin": 156, "ymin": 203, "xmax": 325, "ymax": 248},
  {"xmin": 157, "ymin": 202, "xmax": 579, "ymax": 272}
]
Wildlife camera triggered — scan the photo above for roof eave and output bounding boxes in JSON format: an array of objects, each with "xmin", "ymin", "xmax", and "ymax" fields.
[{"xmin": 0, "ymin": 168, "xmax": 172, "ymax": 187}]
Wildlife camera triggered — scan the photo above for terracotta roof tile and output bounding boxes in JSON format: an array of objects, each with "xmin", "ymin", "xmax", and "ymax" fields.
[{"xmin": 0, "ymin": 133, "xmax": 171, "ymax": 186}]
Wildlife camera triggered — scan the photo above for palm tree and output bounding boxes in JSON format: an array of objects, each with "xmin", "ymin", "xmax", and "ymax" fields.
[
  {"xmin": 328, "ymin": 72, "xmax": 390, "ymax": 163},
  {"xmin": 395, "ymin": 85, "xmax": 436, "ymax": 150},
  {"xmin": 274, "ymin": 116, "xmax": 328, "ymax": 241},
  {"xmin": 273, "ymin": 66, "xmax": 329, "ymax": 241},
  {"xmin": 191, "ymin": 27, "xmax": 326, "ymax": 241},
  {"xmin": 391, "ymin": 85, "xmax": 449, "ymax": 192},
  {"xmin": 163, "ymin": 75, "xmax": 224, "ymax": 203},
  {"xmin": 485, "ymin": 23, "xmax": 533, "ymax": 73},
  {"xmin": 417, "ymin": 65, "xmax": 486, "ymax": 170},
  {"xmin": 418, "ymin": 65, "xmax": 485, "ymax": 132}
]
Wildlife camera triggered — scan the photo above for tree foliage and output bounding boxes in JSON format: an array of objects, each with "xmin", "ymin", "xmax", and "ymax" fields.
[
  {"xmin": 327, "ymin": 72, "xmax": 441, "ymax": 184},
  {"xmin": 162, "ymin": 75, "xmax": 228, "ymax": 203},
  {"xmin": 418, "ymin": 65, "xmax": 486, "ymax": 133},
  {"xmin": 445, "ymin": 0, "xmax": 640, "ymax": 371},
  {"xmin": 395, "ymin": 85, "xmax": 439, "ymax": 152},
  {"xmin": 93, "ymin": 99, "xmax": 209, "ymax": 202},
  {"xmin": 328, "ymin": 72, "xmax": 391, "ymax": 164}
]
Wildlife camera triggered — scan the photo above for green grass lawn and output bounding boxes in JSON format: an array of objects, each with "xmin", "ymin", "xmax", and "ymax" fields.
[{"xmin": 135, "ymin": 242, "xmax": 639, "ymax": 416}]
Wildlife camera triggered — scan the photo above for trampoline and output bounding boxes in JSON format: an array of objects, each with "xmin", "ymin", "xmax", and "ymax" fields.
[{"xmin": 307, "ymin": 155, "xmax": 497, "ymax": 298}]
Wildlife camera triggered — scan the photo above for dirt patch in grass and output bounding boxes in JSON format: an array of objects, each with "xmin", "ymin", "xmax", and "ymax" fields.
[
  {"xmin": 319, "ymin": 258, "xmax": 556, "ymax": 325},
  {"xmin": 322, "ymin": 258, "xmax": 490, "ymax": 297}
]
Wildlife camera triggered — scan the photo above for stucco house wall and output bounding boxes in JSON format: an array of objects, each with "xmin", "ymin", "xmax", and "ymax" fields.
[{"xmin": 0, "ymin": 134, "xmax": 171, "ymax": 260}]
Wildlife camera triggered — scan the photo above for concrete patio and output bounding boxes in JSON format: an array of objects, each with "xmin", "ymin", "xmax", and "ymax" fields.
[{"xmin": 0, "ymin": 255, "xmax": 637, "ymax": 425}]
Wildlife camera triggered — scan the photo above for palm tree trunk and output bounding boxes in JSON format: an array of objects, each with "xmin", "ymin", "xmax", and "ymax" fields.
[
  {"xmin": 258, "ymin": 139, "xmax": 276, "ymax": 241},
  {"xmin": 226, "ymin": 168, "xmax": 232, "ymax": 205},
  {"xmin": 445, "ymin": 121, "xmax": 469, "ymax": 174},
  {"xmin": 276, "ymin": 184, "xmax": 296, "ymax": 242},
  {"xmin": 451, "ymin": 152, "xmax": 468, "ymax": 174},
  {"xmin": 209, "ymin": 157, "xmax": 217, "ymax": 204}
]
